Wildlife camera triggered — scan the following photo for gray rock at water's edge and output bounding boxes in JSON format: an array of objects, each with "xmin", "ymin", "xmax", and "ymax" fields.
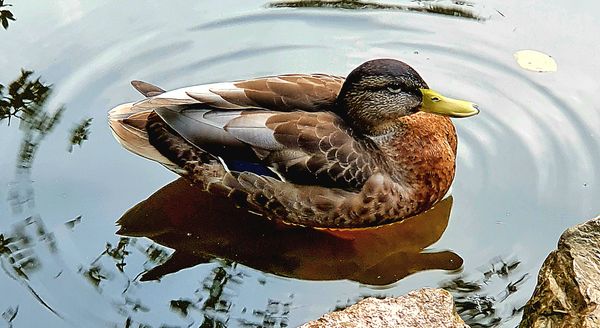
[
  {"xmin": 520, "ymin": 216, "xmax": 600, "ymax": 328},
  {"xmin": 300, "ymin": 288, "xmax": 469, "ymax": 328}
]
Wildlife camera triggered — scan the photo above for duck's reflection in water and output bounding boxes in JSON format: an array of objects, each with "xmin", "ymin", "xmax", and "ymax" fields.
[{"xmin": 117, "ymin": 178, "xmax": 462, "ymax": 285}]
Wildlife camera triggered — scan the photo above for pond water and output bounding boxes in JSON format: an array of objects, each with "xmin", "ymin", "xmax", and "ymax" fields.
[{"xmin": 1, "ymin": 1, "xmax": 599, "ymax": 327}]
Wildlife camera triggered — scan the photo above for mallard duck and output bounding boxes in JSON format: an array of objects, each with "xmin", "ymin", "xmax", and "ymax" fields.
[{"xmin": 109, "ymin": 59, "xmax": 478, "ymax": 228}]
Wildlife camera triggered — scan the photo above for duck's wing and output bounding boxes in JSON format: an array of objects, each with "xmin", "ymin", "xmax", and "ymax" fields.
[
  {"xmin": 131, "ymin": 74, "xmax": 344, "ymax": 112},
  {"xmin": 152, "ymin": 107, "xmax": 379, "ymax": 191},
  {"xmin": 131, "ymin": 80, "xmax": 166, "ymax": 97},
  {"xmin": 124, "ymin": 74, "xmax": 377, "ymax": 190},
  {"xmin": 228, "ymin": 111, "xmax": 379, "ymax": 189}
]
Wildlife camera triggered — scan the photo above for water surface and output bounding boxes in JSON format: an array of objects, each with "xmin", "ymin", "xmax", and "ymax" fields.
[{"xmin": 1, "ymin": 1, "xmax": 599, "ymax": 327}]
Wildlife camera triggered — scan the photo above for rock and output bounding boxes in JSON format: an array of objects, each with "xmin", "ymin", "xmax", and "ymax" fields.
[
  {"xmin": 520, "ymin": 216, "xmax": 600, "ymax": 328},
  {"xmin": 300, "ymin": 288, "xmax": 469, "ymax": 328}
]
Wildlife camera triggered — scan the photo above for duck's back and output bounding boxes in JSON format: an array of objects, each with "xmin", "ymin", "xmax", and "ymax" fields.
[
  {"xmin": 131, "ymin": 74, "xmax": 345, "ymax": 112},
  {"xmin": 112, "ymin": 74, "xmax": 387, "ymax": 192}
]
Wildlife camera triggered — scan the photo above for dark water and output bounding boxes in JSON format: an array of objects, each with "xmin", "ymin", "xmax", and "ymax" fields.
[{"xmin": 1, "ymin": 1, "xmax": 599, "ymax": 327}]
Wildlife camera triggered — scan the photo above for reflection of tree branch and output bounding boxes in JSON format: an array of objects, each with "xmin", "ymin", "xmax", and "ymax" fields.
[
  {"xmin": 170, "ymin": 299, "xmax": 199, "ymax": 317},
  {"xmin": 0, "ymin": 0, "xmax": 15, "ymax": 30},
  {"xmin": 68, "ymin": 118, "xmax": 93, "ymax": 152},
  {"xmin": 441, "ymin": 257, "xmax": 528, "ymax": 328},
  {"xmin": 1, "ymin": 70, "xmax": 65, "ymax": 163},
  {"xmin": 1, "ymin": 70, "xmax": 65, "ymax": 211},
  {"xmin": 268, "ymin": 0, "xmax": 484, "ymax": 21},
  {"xmin": 0, "ymin": 216, "xmax": 55, "ymax": 280},
  {"xmin": 0, "ymin": 216, "xmax": 64, "ymax": 320},
  {"xmin": 200, "ymin": 264, "xmax": 234, "ymax": 327},
  {"xmin": 1, "ymin": 70, "xmax": 51, "ymax": 124}
]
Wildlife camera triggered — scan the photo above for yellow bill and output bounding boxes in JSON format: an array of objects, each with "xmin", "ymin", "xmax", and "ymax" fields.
[{"xmin": 420, "ymin": 89, "xmax": 479, "ymax": 118}]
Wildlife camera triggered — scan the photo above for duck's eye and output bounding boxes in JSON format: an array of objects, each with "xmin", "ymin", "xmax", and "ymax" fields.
[
  {"xmin": 387, "ymin": 86, "xmax": 402, "ymax": 93},
  {"xmin": 431, "ymin": 97, "xmax": 441, "ymax": 102}
]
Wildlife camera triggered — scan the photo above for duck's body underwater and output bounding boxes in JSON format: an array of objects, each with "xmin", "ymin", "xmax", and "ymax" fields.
[{"xmin": 109, "ymin": 59, "xmax": 478, "ymax": 228}]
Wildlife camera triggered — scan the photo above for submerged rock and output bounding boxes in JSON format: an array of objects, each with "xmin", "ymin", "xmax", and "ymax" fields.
[
  {"xmin": 300, "ymin": 288, "xmax": 468, "ymax": 328},
  {"xmin": 520, "ymin": 216, "xmax": 600, "ymax": 328}
]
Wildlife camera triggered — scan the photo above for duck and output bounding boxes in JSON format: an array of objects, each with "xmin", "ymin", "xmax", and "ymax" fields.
[{"xmin": 108, "ymin": 58, "xmax": 479, "ymax": 228}]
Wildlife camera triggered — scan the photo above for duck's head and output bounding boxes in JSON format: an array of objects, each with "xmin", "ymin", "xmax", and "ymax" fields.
[{"xmin": 336, "ymin": 58, "xmax": 479, "ymax": 135}]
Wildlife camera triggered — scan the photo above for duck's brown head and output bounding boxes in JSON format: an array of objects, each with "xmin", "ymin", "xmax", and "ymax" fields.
[{"xmin": 336, "ymin": 58, "xmax": 479, "ymax": 135}]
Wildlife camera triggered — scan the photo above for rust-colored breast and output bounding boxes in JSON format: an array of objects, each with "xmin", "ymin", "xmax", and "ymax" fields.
[{"xmin": 382, "ymin": 113, "xmax": 457, "ymax": 212}]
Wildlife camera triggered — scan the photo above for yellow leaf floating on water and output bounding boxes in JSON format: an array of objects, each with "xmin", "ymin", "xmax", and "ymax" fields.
[{"xmin": 514, "ymin": 50, "xmax": 557, "ymax": 72}]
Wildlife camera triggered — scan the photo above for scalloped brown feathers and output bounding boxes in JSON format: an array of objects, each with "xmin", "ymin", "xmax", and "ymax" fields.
[{"xmin": 109, "ymin": 65, "xmax": 457, "ymax": 228}]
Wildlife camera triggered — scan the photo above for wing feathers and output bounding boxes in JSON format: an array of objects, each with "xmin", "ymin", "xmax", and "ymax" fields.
[
  {"xmin": 132, "ymin": 75, "xmax": 343, "ymax": 113},
  {"xmin": 225, "ymin": 113, "xmax": 284, "ymax": 151},
  {"xmin": 124, "ymin": 74, "xmax": 378, "ymax": 190},
  {"xmin": 153, "ymin": 107, "xmax": 249, "ymax": 156},
  {"xmin": 131, "ymin": 80, "xmax": 165, "ymax": 97}
]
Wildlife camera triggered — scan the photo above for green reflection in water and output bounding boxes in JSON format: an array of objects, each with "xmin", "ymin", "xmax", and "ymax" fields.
[
  {"xmin": 1, "ymin": 70, "xmax": 94, "ymax": 214},
  {"xmin": 0, "ymin": 216, "xmax": 63, "ymax": 318},
  {"xmin": 150, "ymin": 262, "xmax": 242, "ymax": 327},
  {"xmin": 291, "ymin": 255, "xmax": 527, "ymax": 327},
  {"xmin": 77, "ymin": 233, "xmax": 294, "ymax": 326},
  {"xmin": 0, "ymin": 70, "xmax": 100, "ymax": 324},
  {"xmin": 0, "ymin": 216, "xmax": 56, "ymax": 280},
  {"xmin": 0, "ymin": 69, "xmax": 58, "ymax": 126},
  {"xmin": 1, "ymin": 70, "xmax": 64, "ymax": 213},
  {"xmin": 0, "ymin": 0, "xmax": 14, "ymax": 30},
  {"xmin": 68, "ymin": 118, "xmax": 93, "ymax": 152},
  {"xmin": 1, "ymin": 70, "xmax": 93, "ymax": 170},
  {"xmin": 0, "ymin": 70, "xmax": 64, "ymax": 170},
  {"xmin": 193, "ymin": 263, "xmax": 292, "ymax": 327},
  {"xmin": 268, "ymin": 0, "xmax": 484, "ymax": 21},
  {"xmin": 441, "ymin": 257, "xmax": 528, "ymax": 327},
  {"xmin": 80, "ymin": 237, "xmax": 171, "ymax": 293}
]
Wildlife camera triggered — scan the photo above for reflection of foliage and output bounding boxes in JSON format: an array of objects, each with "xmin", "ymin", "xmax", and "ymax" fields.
[
  {"xmin": 170, "ymin": 299, "xmax": 198, "ymax": 317},
  {"xmin": 68, "ymin": 117, "xmax": 92, "ymax": 152},
  {"xmin": 240, "ymin": 299, "xmax": 292, "ymax": 327},
  {"xmin": 164, "ymin": 262, "xmax": 244, "ymax": 327},
  {"xmin": 200, "ymin": 265, "xmax": 235, "ymax": 327},
  {"xmin": 0, "ymin": 233, "xmax": 39, "ymax": 280},
  {"xmin": 87, "ymin": 237, "xmax": 131, "ymax": 274},
  {"xmin": 1, "ymin": 70, "xmax": 69, "ymax": 216},
  {"xmin": 166, "ymin": 263, "xmax": 292, "ymax": 327},
  {"xmin": 81, "ymin": 238, "xmax": 131, "ymax": 289},
  {"xmin": 82, "ymin": 237, "xmax": 172, "ymax": 295},
  {"xmin": 83, "ymin": 235, "xmax": 295, "ymax": 327},
  {"xmin": 81, "ymin": 264, "xmax": 110, "ymax": 288},
  {"xmin": 1, "ymin": 305, "xmax": 18, "ymax": 328},
  {"xmin": 0, "ymin": 217, "xmax": 63, "ymax": 318},
  {"xmin": 441, "ymin": 257, "xmax": 528, "ymax": 328},
  {"xmin": 89, "ymin": 237, "xmax": 171, "ymax": 278},
  {"xmin": 0, "ymin": 216, "xmax": 57, "ymax": 280},
  {"xmin": 105, "ymin": 238, "xmax": 131, "ymax": 272},
  {"xmin": 268, "ymin": 0, "xmax": 484, "ymax": 20},
  {"xmin": 1, "ymin": 69, "xmax": 64, "ymax": 211},
  {"xmin": 0, "ymin": 70, "xmax": 60, "ymax": 127},
  {"xmin": 0, "ymin": 0, "xmax": 15, "ymax": 30},
  {"xmin": 142, "ymin": 243, "xmax": 170, "ymax": 265},
  {"xmin": 80, "ymin": 237, "xmax": 170, "ymax": 327}
]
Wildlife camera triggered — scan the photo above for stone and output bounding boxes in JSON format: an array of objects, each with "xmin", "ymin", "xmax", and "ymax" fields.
[
  {"xmin": 300, "ymin": 288, "xmax": 468, "ymax": 328},
  {"xmin": 520, "ymin": 216, "xmax": 600, "ymax": 328}
]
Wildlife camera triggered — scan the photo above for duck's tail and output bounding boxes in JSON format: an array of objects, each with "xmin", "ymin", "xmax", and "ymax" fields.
[{"xmin": 108, "ymin": 102, "xmax": 177, "ymax": 169}]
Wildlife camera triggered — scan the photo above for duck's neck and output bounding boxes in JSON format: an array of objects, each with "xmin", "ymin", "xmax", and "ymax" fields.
[
  {"xmin": 371, "ymin": 113, "xmax": 457, "ymax": 212},
  {"xmin": 335, "ymin": 94, "xmax": 414, "ymax": 137}
]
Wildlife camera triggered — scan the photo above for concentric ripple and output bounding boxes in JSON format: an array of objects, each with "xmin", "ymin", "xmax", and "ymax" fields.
[{"xmin": 1, "ymin": 1, "xmax": 599, "ymax": 327}]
